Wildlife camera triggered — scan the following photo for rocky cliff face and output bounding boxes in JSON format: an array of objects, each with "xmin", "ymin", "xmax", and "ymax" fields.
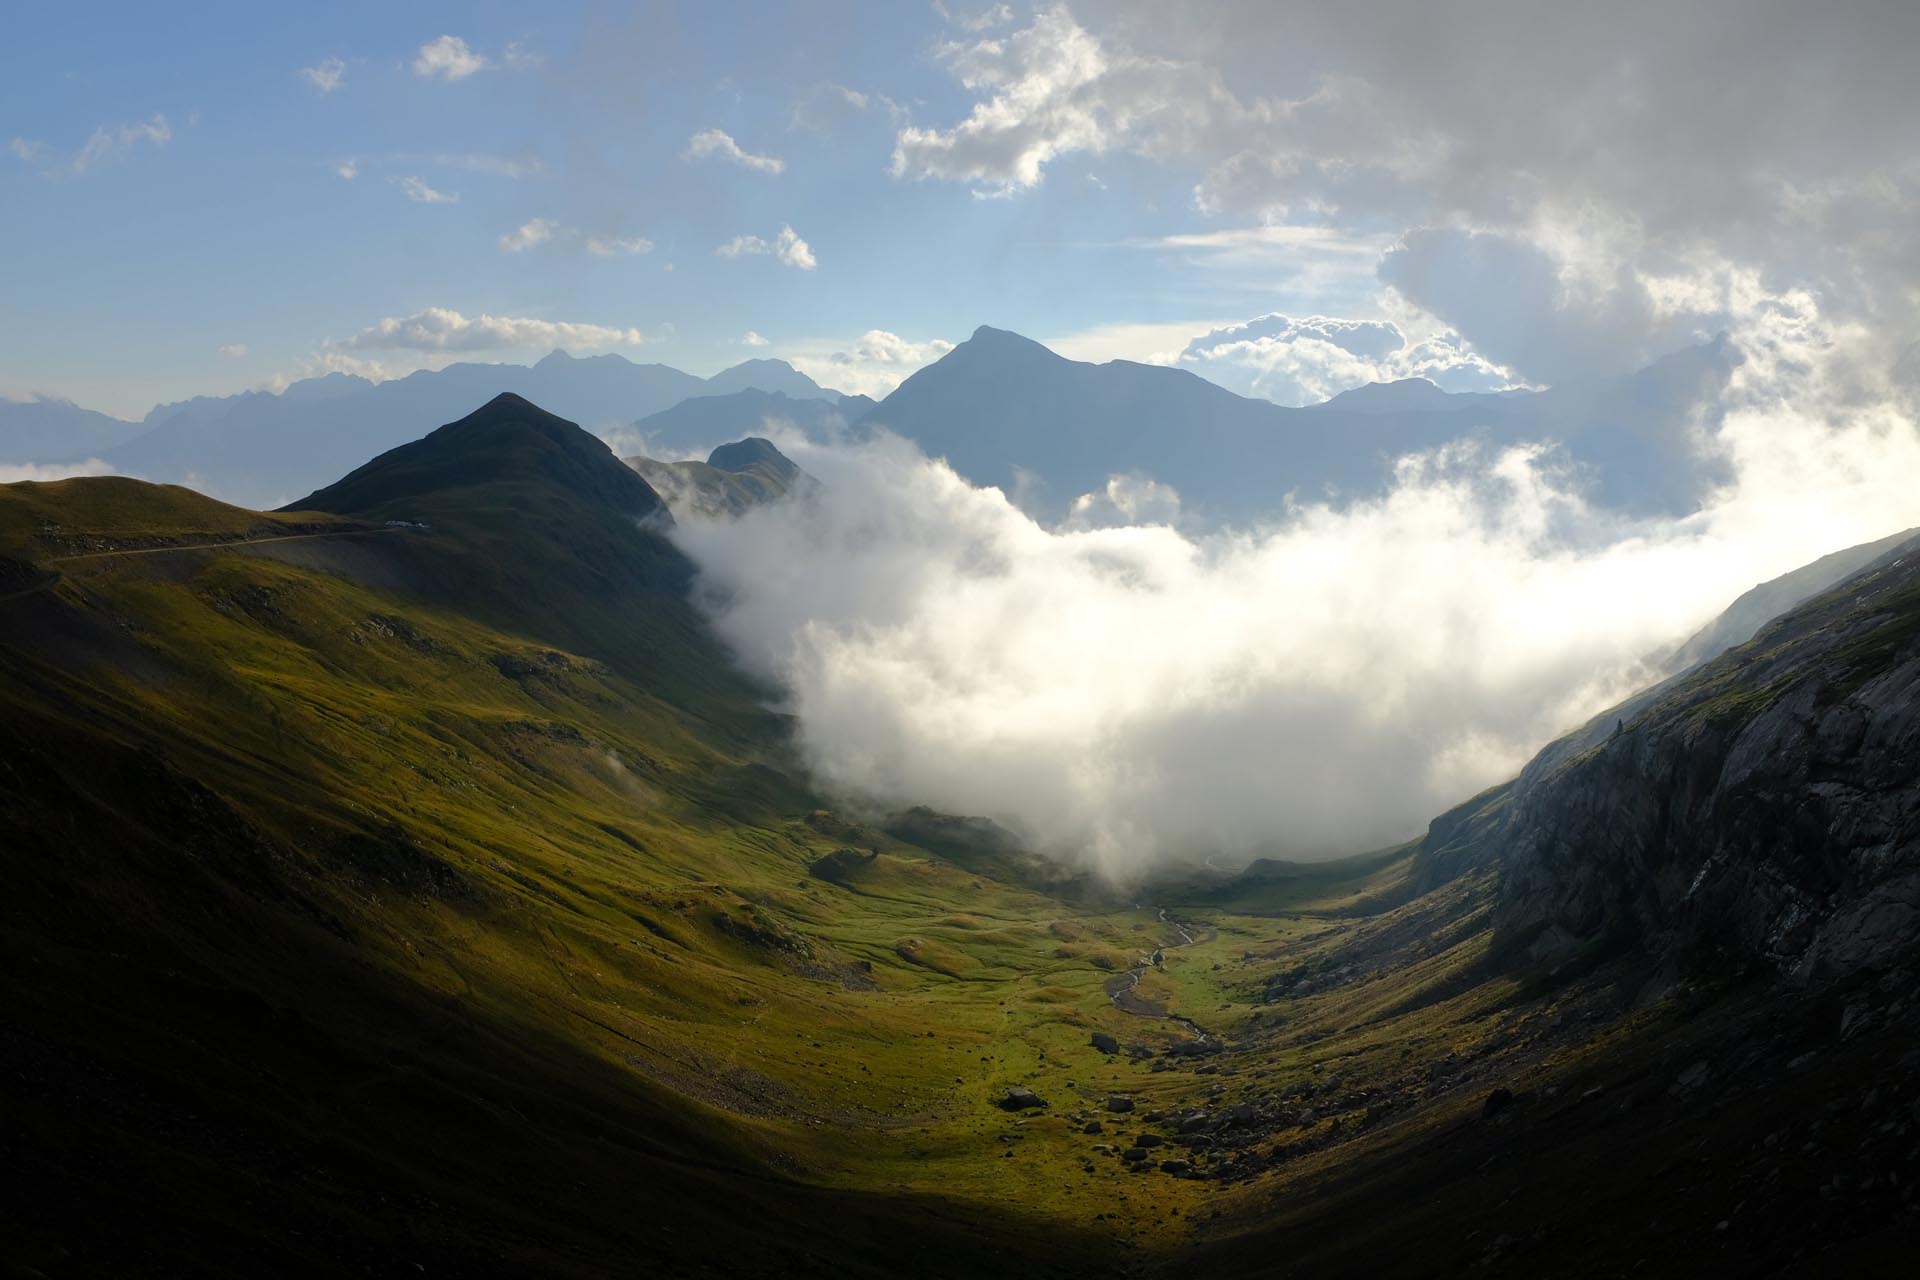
[{"xmin": 1459, "ymin": 536, "xmax": 1920, "ymax": 984}]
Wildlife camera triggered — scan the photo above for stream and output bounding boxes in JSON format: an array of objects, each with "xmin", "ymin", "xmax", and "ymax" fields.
[{"xmin": 1103, "ymin": 907, "xmax": 1212, "ymax": 1044}]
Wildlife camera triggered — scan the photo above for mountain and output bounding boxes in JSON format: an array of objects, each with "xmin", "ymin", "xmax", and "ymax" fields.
[
  {"xmin": 0, "ymin": 395, "xmax": 147, "ymax": 463},
  {"xmin": 1665, "ymin": 526, "xmax": 1919, "ymax": 672},
  {"xmin": 701, "ymin": 357, "xmax": 843, "ymax": 401},
  {"xmin": 1479, "ymin": 530, "xmax": 1920, "ymax": 982},
  {"xmin": 630, "ymin": 388, "xmax": 864, "ymax": 457},
  {"xmin": 859, "ymin": 326, "xmax": 1736, "ymax": 523},
  {"xmin": 92, "ymin": 353, "xmax": 843, "ymax": 511},
  {"xmin": 626, "ymin": 435, "xmax": 814, "ymax": 519}
]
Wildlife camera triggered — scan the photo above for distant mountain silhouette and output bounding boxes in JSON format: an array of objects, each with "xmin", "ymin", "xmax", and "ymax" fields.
[
  {"xmin": 631, "ymin": 388, "xmax": 867, "ymax": 457},
  {"xmin": 0, "ymin": 396, "xmax": 148, "ymax": 463},
  {"xmin": 857, "ymin": 326, "xmax": 1736, "ymax": 524},
  {"xmin": 95, "ymin": 353, "xmax": 841, "ymax": 509}
]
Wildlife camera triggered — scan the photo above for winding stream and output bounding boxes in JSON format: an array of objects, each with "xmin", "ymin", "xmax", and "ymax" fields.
[{"xmin": 1104, "ymin": 907, "xmax": 1212, "ymax": 1043}]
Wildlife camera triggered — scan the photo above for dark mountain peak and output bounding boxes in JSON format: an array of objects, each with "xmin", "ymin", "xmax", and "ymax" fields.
[
  {"xmin": 707, "ymin": 436, "xmax": 796, "ymax": 477},
  {"xmin": 286, "ymin": 393, "xmax": 667, "ymax": 521}
]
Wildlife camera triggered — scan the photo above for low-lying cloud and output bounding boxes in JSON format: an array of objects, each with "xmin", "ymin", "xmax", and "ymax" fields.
[{"xmin": 666, "ymin": 329, "xmax": 1920, "ymax": 883}]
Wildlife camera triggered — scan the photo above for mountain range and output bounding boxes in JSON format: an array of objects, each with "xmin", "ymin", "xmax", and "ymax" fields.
[
  {"xmin": 1, "ymin": 352, "xmax": 849, "ymax": 507},
  {"xmin": 9, "ymin": 327, "xmax": 1736, "ymax": 526},
  {"xmin": 4, "ymin": 393, "xmax": 1917, "ymax": 1275}
]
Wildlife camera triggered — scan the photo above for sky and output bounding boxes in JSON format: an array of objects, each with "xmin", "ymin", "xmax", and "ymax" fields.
[{"xmin": 8, "ymin": 3, "xmax": 1918, "ymax": 417}]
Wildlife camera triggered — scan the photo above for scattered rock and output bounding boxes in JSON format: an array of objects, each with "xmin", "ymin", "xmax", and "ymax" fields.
[
  {"xmin": 997, "ymin": 1087, "xmax": 1047, "ymax": 1112},
  {"xmin": 1082, "ymin": 1120, "xmax": 1104, "ymax": 1135},
  {"xmin": 1090, "ymin": 1031, "xmax": 1120, "ymax": 1054},
  {"xmin": 1159, "ymin": 1159, "xmax": 1192, "ymax": 1176},
  {"xmin": 1482, "ymin": 1087, "xmax": 1516, "ymax": 1118},
  {"xmin": 1106, "ymin": 1095, "xmax": 1135, "ymax": 1113},
  {"xmin": 1133, "ymin": 1133, "xmax": 1165, "ymax": 1149}
]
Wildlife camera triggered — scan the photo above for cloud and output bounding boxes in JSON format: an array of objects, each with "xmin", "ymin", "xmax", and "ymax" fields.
[
  {"xmin": 216, "ymin": 343, "xmax": 248, "ymax": 358},
  {"xmin": 1377, "ymin": 228, "xmax": 1726, "ymax": 387},
  {"xmin": 891, "ymin": 6, "xmax": 1260, "ymax": 196},
  {"xmin": 667, "ymin": 319, "xmax": 1920, "ymax": 881},
  {"xmin": 0, "ymin": 458, "xmax": 119, "ymax": 484},
  {"xmin": 791, "ymin": 82, "xmax": 871, "ymax": 132},
  {"xmin": 716, "ymin": 225, "xmax": 816, "ymax": 269},
  {"xmin": 685, "ymin": 128, "xmax": 785, "ymax": 174},
  {"xmin": 298, "ymin": 57, "xmax": 345, "ymax": 94},
  {"xmin": 586, "ymin": 234, "xmax": 654, "ymax": 257},
  {"xmin": 497, "ymin": 216, "xmax": 557, "ymax": 252},
  {"xmin": 741, "ymin": 331, "xmax": 770, "ymax": 347},
  {"xmin": 394, "ymin": 175, "xmax": 457, "ymax": 204},
  {"xmin": 335, "ymin": 307, "xmax": 648, "ymax": 353},
  {"xmin": 67, "ymin": 113, "xmax": 172, "ymax": 175},
  {"xmin": 1177, "ymin": 312, "xmax": 1521, "ymax": 404},
  {"xmin": 334, "ymin": 158, "xmax": 359, "ymax": 180},
  {"xmin": 7, "ymin": 137, "xmax": 45, "ymax": 163},
  {"xmin": 784, "ymin": 330, "xmax": 954, "ymax": 398},
  {"xmin": 774, "ymin": 225, "xmax": 816, "ymax": 270},
  {"xmin": 413, "ymin": 35, "xmax": 491, "ymax": 80}
]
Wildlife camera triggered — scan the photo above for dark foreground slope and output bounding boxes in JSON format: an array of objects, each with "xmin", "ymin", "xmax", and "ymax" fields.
[{"xmin": 0, "ymin": 398, "xmax": 1131, "ymax": 1277}]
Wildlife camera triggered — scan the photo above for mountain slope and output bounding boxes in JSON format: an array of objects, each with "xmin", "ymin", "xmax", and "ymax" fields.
[
  {"xmin": 1666, "ymin": 525, "xmax": 1919, "ymax": 672},
  {"xmin": 626, "ymin": 435, "xmax": 814, "ymax": 519},
  {"xmin": 1480, "ymin": 533, "xmax": 1920, "ymax": 982}
]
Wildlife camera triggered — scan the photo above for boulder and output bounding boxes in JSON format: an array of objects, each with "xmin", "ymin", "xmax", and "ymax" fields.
[
  {"xmin": 997, "ymin": 1086, "xmax": 1047, "ymax": 1112},
  {"xmin": 1090, "ymin": 1031, "xmax": 1120, "ymax": 1054},
  {"xmin": 1106, "ymin": 1095, "xmax": 1135, "ymax": 1113}
]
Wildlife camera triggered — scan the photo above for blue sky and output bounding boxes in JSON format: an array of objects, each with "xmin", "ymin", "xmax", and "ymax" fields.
[
  {"xmin": 3, "ymin": 2, "xmax": 1386, "ymax": 417},
  {"xmin": 5, "ymin": 2, "xmax": 1914, "ymax": 419}
]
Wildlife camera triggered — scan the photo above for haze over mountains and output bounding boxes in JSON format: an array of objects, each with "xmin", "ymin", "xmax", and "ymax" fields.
[
  {"xmin": 1, "ymin": 352, "xmax": 852, "ymax": 508},
  {"xmin": 7, "ymin": 325, "xmax": 1742, "ymax": 526}
]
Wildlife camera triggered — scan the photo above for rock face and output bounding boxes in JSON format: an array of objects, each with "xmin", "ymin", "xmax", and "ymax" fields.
[{"xmin": 1462, "ymin": 536, "xmax": 1920, "ymax": 984}]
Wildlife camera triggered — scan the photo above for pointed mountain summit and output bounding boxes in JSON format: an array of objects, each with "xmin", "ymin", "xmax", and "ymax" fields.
[
  {"xmin": 290, "ymin": 392, "xmax": 667, "ymax": 523},
  {"xmin": 862, "ymin": 326, "xmax": 1739, "ymax": 523}
]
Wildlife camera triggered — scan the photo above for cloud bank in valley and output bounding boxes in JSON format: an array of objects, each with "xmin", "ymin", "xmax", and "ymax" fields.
[{"xmin": 665, "ymin": 315, "xmax": 1920, "ymax": 883}]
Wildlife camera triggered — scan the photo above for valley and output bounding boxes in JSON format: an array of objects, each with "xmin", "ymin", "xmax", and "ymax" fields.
[{"xmin": 4, "ymin": 395, "xmax": 1915, "ymax": 1275}]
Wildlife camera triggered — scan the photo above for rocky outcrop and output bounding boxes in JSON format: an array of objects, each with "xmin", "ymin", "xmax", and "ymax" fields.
[{"xmin": 1464, "ymin": 535, "xmax": 1920, "ymax": 984}]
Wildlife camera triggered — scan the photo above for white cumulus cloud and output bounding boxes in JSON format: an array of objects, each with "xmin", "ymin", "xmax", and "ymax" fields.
[
  {"xmin": 685, "ymin": 128, "xmax": 785, "ymax": 174},
  {"xmin": 298, "ymin": 57, "xmax": 346, "ymax": 93},
  {"xmin": 497, "ymin": 216, "xmax": 557, "ymax": 252},
  {"xmin": 716, "ymin": 225, "xmax": 816, "ymax": 270},
  {"xmin": 413, "ymin": 35, "xmax": 491, "ymax": 80}
]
